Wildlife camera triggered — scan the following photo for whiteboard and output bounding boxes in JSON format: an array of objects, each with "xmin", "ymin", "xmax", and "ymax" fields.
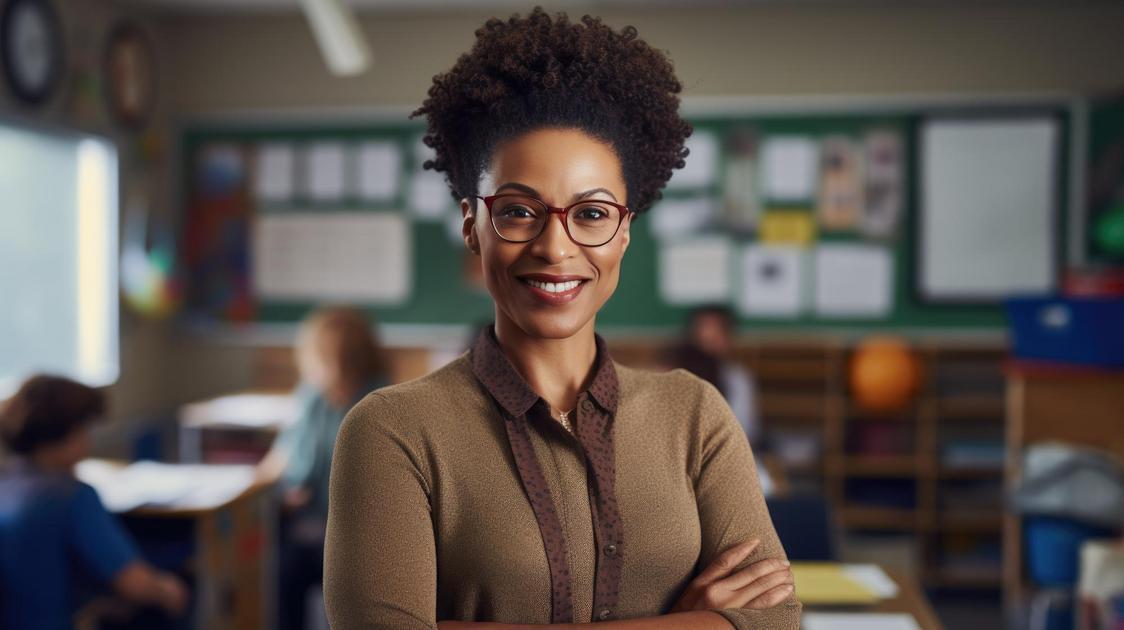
[{"xmin": 919, "ymin": 117, "xmax": 1059, "ymax": 301}]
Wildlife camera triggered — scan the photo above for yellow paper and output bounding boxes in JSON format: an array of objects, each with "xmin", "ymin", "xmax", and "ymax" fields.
[
  {"xmin": 790, "ymin": 563, "xmax": 879, "ymax": 605},
  {"xmin": 760, "ymin": 211, "xmax": 816, "ymax": 245}
]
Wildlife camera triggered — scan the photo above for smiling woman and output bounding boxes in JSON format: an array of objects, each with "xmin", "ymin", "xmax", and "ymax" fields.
[{"xmin": 324, "ymin": 8, "xmax": 800, "ymax": 630}]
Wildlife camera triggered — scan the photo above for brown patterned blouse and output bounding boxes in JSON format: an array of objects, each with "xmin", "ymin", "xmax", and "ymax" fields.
[{"xmin": 324, "ymin": 329, "xmax": 801, "ymax": 629}]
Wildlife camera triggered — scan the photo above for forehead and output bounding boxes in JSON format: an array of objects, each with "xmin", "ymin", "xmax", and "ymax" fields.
[{"xmin": 484, "ymin": 128, "xmax": 626, "ymax": 201}]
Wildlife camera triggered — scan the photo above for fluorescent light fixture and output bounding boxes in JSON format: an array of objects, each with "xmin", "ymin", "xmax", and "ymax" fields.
[{"xmin": 298, "ymin": 0, "xmax": 371, "ymax": 77}]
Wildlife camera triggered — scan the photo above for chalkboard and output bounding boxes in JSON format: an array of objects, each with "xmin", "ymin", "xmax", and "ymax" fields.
[{"xmin": 178, "ymin": 100, "xmax": 1073, "ymax": 332}]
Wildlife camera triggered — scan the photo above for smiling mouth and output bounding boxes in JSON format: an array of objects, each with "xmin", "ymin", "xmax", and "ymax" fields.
[
  {"xmin": 522, "ymin": 278, "xmax": 586, "ymax": 293},
  {"xmin": 517, "ymin": 275, "xmax": 590, "ymax": 304}
]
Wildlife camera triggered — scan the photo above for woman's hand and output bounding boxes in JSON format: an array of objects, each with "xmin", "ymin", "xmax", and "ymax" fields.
[{"xmin": 670, "ymin": 540, "xmax": 795, "ymax": 613}]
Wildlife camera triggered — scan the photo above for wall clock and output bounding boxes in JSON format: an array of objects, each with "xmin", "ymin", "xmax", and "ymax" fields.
[{"xmin": 0, "ymin": 0, "xmax": 64, "ymax": 106}]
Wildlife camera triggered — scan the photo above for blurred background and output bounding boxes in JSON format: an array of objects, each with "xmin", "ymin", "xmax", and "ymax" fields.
[{"xmin": 2, "ymin": 0, "xmax": 1124, "ymax": 629}]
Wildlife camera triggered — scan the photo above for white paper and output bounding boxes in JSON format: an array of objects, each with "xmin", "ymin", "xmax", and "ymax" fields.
[
  {"xmin": 179, "ymin": 392, "xmax": 300, "ymax": 430},
  {"xmin": 303, "ymin": 142, "xmax": 347, "ymax": 201},
  {"xmin": 814, "ymin": 244, "xmax": 893, "ymax": 317},
  {"xmin": 862, "ymin": 130, "xmax": 904, "ymax": 238},
  {"xmin": 354, "ymin": 141, "xmax": 401, "ymax": 201},
  {"xmin": 649, "ymin": 197, "xmax": 717, "ymax": 242},
  {"xmin": 762, "ymin": 136, "xmax": 818, "ymax": 201},
  {"xmin": 253, "ymin": 211, "xmax": 411, "ymax": 303},
  {"xmin": 76, "ymin": 460, "xmax": 258, "ymax": 513},
  {"xmin": 737, "ymin": 245, "xmax": 806, "ymax": 317},
  {"xmin": 920, "ymin": 118, "xmax": 1057, "ymax": 299},
  {"xmin": 659, "ymin": 238, "xmax": 732, "ymax": 305},
  {"xmin": 254, "ymin": 143, "xmax": 295, "ymax": 202},
  {"xmin": 409, "ymin": 170, "xmax": 453, "ymax": 220},
  {"xmin": 803, "ymin": 613, "xmax": 920, "ymax": 630},
  {"xmin": 667, "ymin": 130, "xmax": 719, "ymax": 189},
  {"xmin": 841, "ymin": 564, "xmax": 900, "ymax": 598}
]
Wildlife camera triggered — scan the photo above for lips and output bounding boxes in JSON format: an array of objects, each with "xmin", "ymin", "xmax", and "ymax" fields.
[{"xmin": 517, "ymin": 273, "xmax": 590, "ymax": 305}]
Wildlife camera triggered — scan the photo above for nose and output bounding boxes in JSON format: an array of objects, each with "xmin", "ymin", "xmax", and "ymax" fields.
[{"xmin": 528, "ymin": 210, "xmax": 575, "ymax": 264}]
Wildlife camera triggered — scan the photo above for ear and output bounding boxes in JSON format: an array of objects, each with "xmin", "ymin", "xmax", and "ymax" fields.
[
  {"xmin": 461, "ymin": 198, "xmax": 480, "ymax": 255},
  {"xmin": 619, "ymin": 211, "xmax": 633, "ymax": 255}
]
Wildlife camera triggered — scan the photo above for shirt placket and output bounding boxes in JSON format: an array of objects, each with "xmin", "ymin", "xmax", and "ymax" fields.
[{"xmin": 573, "ymin": 394, "xmax": 623, "ymax": 622}]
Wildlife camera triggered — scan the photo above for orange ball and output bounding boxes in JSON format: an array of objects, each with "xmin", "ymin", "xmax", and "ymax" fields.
[{"xmin": 849, "ymin": 337, "xmax": 921, "ymax": 413}]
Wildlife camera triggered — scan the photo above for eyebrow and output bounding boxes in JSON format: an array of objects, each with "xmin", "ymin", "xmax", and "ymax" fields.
[{"xmin": 494, "ymin": 182, "xmax": 619, "ymax": 204}]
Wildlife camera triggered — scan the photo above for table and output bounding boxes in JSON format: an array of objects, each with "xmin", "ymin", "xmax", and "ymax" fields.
[
  {"xmin": 800, "ymin": 568, "xmax": 943, "ymax": 630},
  {"xmin": 76, "ymin": 459, "xmax": 278, "ymax": 630}
]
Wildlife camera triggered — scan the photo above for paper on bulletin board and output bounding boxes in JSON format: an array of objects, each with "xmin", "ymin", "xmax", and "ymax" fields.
[
  {"xmin": 817, "ymin": 136, "xmax": 863, "ymax": 231},
  {"xmin": 409, "ymin": 170, "xmax": 453, "ymax": 220},
  {"xmin": 760, "ymin": 211, "xmax": 816, "ymax": 245},
  {"xmin": 254, "ymin": 143, "xmax": 295, "ymax": 202},
  {"xmin": 667, "ymin": 130, "xmax": 719, "ymax": 190},
  {"xmin": 761, "ymin": 136, "xmax": 818, "ymax": 201},
  {"xmin": 253, "ymin": 211, "xmax": 411, "ymax": 302},
  {"xmin": 862, "ymin": 130, "xmax": 904, "ymax": 238},
  {"xmin": 649, "ymin": 197, "xmax": 718, "ymax": 242},
  {"xmin": 737, "ymin": 245, "xmax": 807, "ymax": 317},
  {"xmin": 304, "ymin": 142, "xmax": 347, "ymax": 202},
  {"xmin": 354, "ymin": 141, "xmax": 402, "ymax": 201},
  {"xmin": 814, "ymin": 244, "xmax": 893, "ymax": 317},
  {"xmin": 659, "ymin": 237, "xmax": 732, "ymax": 305},
  {"xmin": 722, "ymin": 129, "xmax": 761, "ymax": 231}
]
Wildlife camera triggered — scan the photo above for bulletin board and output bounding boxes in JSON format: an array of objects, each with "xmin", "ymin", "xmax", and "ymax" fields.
[{"xmin": 177, "ymin": 100, "xmax": 1073, "ymax": 332}]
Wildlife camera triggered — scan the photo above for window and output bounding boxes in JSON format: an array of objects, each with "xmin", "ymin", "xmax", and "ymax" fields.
[{"xmin": 0, "ymin": 121, "xmax": 118, "ymax": 395}]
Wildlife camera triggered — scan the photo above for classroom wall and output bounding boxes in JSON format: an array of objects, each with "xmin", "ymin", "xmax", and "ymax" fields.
[
  {"xmin": 11, "ymin": 2, "xmax": 1124, "ymax": 455},
  {"xmin": 146, "ymin": 1, "xmax": 1124, "ymax": 424}
]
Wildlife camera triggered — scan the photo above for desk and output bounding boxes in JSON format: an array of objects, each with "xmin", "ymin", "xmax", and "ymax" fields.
[
  {"xmin": 77, "ymin": 460, "xmax": 277, "ymax": 630},
  {"xmin": 799, "ymin": 567, "xmax": 943, "ymax": 630},
  {"xmin": 178, "ymin": 391, "xmax": 298, "ymax": 464}
]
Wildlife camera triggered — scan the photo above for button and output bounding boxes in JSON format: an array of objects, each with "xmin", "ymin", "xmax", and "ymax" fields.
[
  {"xmin": 581, "ymin": 399, "xmax": 594, "ymax": 412},
  {"xmin": 603, "ymin": 543, "xmax": 617, "ymax": 557},
  {"xmin": 598, "ymin": 608, "xmax": 612, "ymax": 620}
]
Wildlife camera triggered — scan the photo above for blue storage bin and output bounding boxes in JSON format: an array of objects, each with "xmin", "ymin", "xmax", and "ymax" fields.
[
  {"xmin": 1024, "ymin": 515, "xmax": 1115, "ymax": 587},
  {"xmin": 1006, "ymin": 297, "xmax": 1124, "ymax": 368}
]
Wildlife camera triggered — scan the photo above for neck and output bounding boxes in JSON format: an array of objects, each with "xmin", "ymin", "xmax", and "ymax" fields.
[
  {"xmin": 493, "ymin": 313, "xmax": 598, "ymax": 416},
  {"xmin": 28, "ymin": 452, "xmax": 74, "ymax": 475}
]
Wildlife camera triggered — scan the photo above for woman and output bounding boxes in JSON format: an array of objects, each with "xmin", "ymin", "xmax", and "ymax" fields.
[
  {"xmin": 259, "ymin": 307, "xmax": 387, "ymax": 630},
  {"xmin": 325, "ymin": 9, "xmax": 799, "ymax": 629}
]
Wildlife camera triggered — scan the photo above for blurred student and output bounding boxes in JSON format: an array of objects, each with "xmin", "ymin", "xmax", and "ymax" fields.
[
  {"xmin": 0, "ymin": 375, "xmax": 188, "ymax": 630},
  {"xmin": 675, "ymin": 305, "xmax": 761, "ymax": 444},
  {"xmin": 258, "ymin": 306, "xmax": 387, "ymax": 630}
]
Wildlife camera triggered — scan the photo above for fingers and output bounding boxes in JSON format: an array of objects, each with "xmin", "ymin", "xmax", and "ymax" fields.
[
  {"xmin": 716, "ymin": 557, "xmax": 790, "ymax": 593},
  {"xmin": 728, "ymin": 565, "xmax": 794, "ymax": 609},
  {"xmin": 744, "ymin": 581, "xmax": 796, "ymax": 609},
  {"xmin": 692, "ymin": 539, "xmax": 760, "ymax": 586}
]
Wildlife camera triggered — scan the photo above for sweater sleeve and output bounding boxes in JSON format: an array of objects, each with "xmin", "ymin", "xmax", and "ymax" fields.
[
  {"xmin": 689, "ymin": 377, "xmax": 802, "ymax": 630},
  {"xmin": 324, "ymin": 392, "xmax": 437, "ymax": 630}
]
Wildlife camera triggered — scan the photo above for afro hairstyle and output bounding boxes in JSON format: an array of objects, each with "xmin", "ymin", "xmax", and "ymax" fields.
[{"xmin": 410, "ymin": 7, "xmax": 692, "ymax": 214}]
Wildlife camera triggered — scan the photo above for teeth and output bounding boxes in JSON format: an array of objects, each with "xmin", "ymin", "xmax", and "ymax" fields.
[{"xmin": 524, "ymin": 279, "xmax": 582, "ymax": 293}]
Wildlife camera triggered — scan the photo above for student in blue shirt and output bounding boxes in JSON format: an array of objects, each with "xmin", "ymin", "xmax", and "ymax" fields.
[
  {"xmin": 0, "ymin": 375, "xmax": 187, "ymax": 630},
  {"xmin": 258, "ymin": 307, "xmax": 387, "ymax": 630}
]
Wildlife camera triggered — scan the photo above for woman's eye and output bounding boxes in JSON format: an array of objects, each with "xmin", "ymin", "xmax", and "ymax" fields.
[
  {"xmin": 575, "ymin": 206, "xmax": 608, "ymax": 220},
  {"xmin": 501, "ymin": 205, "xmax": 535, "ymax": 218}
]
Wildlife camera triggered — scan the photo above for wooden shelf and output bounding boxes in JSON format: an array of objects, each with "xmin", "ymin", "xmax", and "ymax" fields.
[
  {"xmin": 933, "ymin": 395, "xmax": 1005, "ymax": 419},
  {"xmin": 925, "ymin": 567, "xmax": 1002, "ymax": 589},
  {"xmin": 760, "ymin": 393, "xmax": 832, "ymax": 419},
  {"xmin": 937, "ymin": 465, "xmax": 1003, "ymax": 480},
  {"xmin": 839, "ymin": 506, "xmax": 918, "ymax": 530},
  {"xmin": 938, "ymin": 512, "xmax": 1003, "ymax": 532},
  {"xmin": 834, "ymin": 455, "xmax": 918, "ymax": 477}
]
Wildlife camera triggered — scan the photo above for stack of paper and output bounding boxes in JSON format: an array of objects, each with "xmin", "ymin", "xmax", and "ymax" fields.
[
  {"xmin": 803, "ymin": 613, "xmax": 921, "ymax": 630},
  {"xmin": 790, "ymin": 563, "xmax": 899, "ymax": 605},
  {"xmin": 76, "ymin": 460, "xmax": 258, "ymax": 513}
]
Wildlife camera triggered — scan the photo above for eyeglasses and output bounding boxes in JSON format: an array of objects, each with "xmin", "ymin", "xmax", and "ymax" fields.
[{"xmin": 475, "ymin": 194, "xmax": 633, "ymax": 248}]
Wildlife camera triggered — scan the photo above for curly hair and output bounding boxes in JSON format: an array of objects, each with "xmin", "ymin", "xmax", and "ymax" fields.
[{"xmin": 410, "ymin": 7, "xmax": 692, "ymax": 214}]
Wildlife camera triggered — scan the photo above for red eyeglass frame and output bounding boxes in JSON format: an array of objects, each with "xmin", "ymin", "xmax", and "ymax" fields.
[{"xmin": 474, "ymin": 194, "xmax": 634, "ymax": 247}]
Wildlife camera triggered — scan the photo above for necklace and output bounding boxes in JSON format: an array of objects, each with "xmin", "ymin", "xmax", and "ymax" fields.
[{"xmin": 557, "ymin": 408, "xmax": 575, "ymax": 433}]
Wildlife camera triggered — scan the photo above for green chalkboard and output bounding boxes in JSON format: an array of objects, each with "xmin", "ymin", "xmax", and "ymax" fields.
[{"xmin": 179, "ymin": 103, "xmax": 1071, "ymax": 331}]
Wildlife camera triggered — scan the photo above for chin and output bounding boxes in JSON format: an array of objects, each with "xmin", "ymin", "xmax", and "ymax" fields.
[{"xmin": 515, "ymin": 313, "xmax": 592, "ymax": 340}]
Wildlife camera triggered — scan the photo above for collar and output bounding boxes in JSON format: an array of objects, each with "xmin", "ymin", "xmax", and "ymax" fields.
[{"xmin": 470, "ymin": 326, "xmax": 619, "ymax": 418}]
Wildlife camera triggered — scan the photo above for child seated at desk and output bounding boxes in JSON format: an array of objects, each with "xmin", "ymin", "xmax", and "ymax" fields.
[
  {"xmin": 0, "ymin": 375, "xmax": 188, "ymax": 630},
  {"xmin": 258, "ymin": 306, "xmax": 388, "ymax": 630}
]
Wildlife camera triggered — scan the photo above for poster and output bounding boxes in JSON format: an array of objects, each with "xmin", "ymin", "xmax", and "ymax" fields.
[{"xmin": 817, "ymin": 136, "xmax": 863, "ymax": 231}]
